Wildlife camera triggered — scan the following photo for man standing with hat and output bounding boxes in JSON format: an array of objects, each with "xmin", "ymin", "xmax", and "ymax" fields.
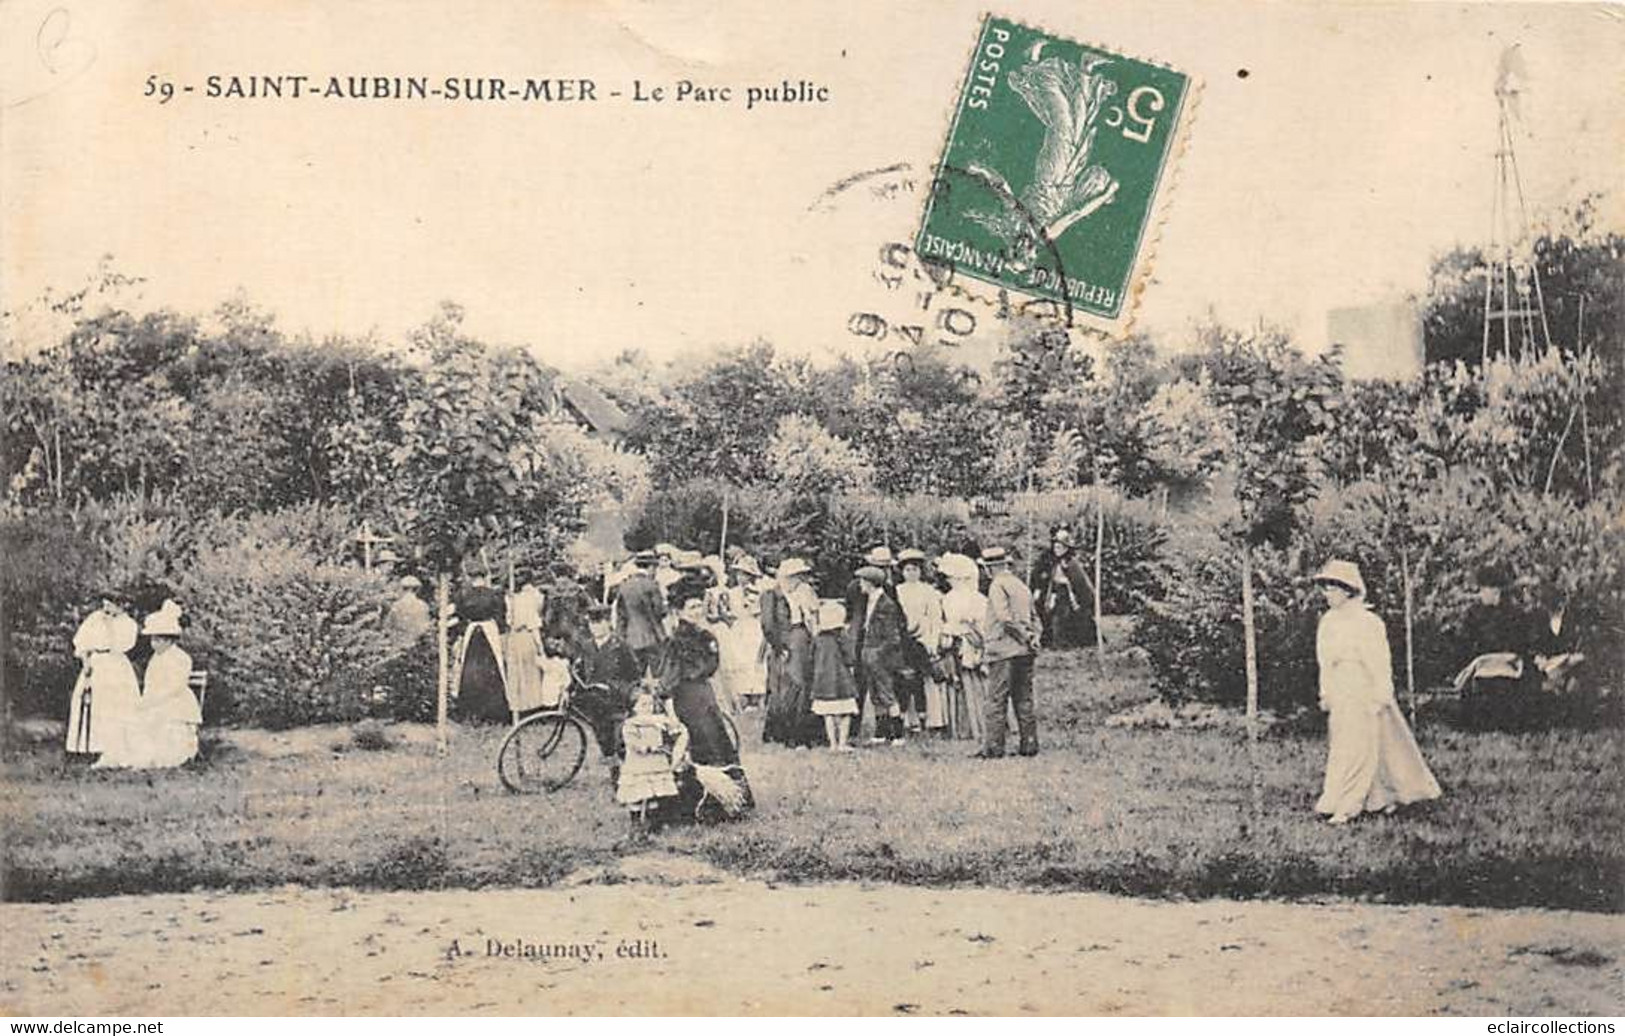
[
  {"xmin": 844, "ymin": 545, "xmax": 896, "ymax": 736},
  {"xmin": 613, "ymin": 550, "xmax": 668, "ymax": 676},
  {"xmin": 977, "ymin": 546, "xmax": 1042, "ymax": 758},
  {"xmin": 854, "ymin": 564, "xmax": 909, "ymax": 744},
  {"xmin": 894, "ymin": 548, "xmax": 945, "ymax": 735}
]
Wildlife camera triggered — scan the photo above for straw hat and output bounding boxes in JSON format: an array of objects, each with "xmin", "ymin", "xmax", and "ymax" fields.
[
  {"xmin": 141, "ymin": 599, "xmax": 184, "ymax": 638},
  {"xmin": 863, "ymin": 546, "xmax": 896, "ymax": 567},
  {"xmin": 777, "ymin": 557, "xmax": 812, "ymax": 580},
  {"xmin": 817, "ymin": 599, "xmax": 848, "ymax": 632},
  {"xmin": 732, "ymin": 554, "xmax": 763, "ymax": 577},
  {"xmin": 937, "ymin": 553, "xmax": 978, "ymax": 581},
  {"xmin": 1312, "ymin": 559, "xmax": 1366, "ymax": 598},
  {"xmin": 979, "ymin": 546, "xmax": 1010, "ymax": 566},
  {"xmin": 896, "ymin": 548, "xmax": 927, "ymax": 565}
]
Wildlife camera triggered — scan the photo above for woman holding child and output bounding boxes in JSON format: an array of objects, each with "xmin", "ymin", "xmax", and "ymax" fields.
[{"xmin": 659, "ymin": 576, "xmax": 754, "ymax": 819}]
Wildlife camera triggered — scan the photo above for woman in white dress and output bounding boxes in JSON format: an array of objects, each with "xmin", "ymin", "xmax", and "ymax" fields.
[
  {"xmin": 66, "ymin": 594, "xmax": 142, "ymax": 765},
  {"xmin": 127, "ymin": 600, "xmax": 201, "ymax": 769},
  {"xmin": 504, "ymin": 582, "xmax": 550, "ymax": 714},
  {"xmin": 1312, "ymin": 560, "xmax": 1443, "ymax": 824},
  {"xmin": 937, "ymin": 553, "xmax": 990, "ymax": 743},
  {"xmin": 715, "ymin": 555, "xmax": 766, "ymax": 712}
]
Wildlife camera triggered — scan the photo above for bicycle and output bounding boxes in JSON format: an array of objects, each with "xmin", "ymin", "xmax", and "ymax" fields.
[
  {"xmin": 496, "ymin": 660, "xmax": 600, "ymax": 794},
  {"xmin": 496, "ymin": 660, "xmax": 741, "ymax": 794}
]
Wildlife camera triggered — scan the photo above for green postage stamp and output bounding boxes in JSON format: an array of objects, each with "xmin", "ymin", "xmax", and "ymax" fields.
[{"xmin": 917, "ymin": 16, "xmax": 1193, "ymax": 327}]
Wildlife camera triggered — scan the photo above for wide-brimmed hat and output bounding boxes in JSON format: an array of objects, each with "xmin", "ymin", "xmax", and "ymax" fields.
[
  {"xmin": 863, "ymin": 546, "xmax": 895, "ymax": 567},
  {"xmin": 979, "ymin": 546, "xmax": 1010, "ymax": 565},
  {"xmin": 817, "ymin": 599, "xmax": 848, "ymax": 632},
  {"xmin": 777, "ymin": 557, "xmax": 812, "ymax": 580},
  {"xmin": 855, "ymin": 565, "xmax": 888, "ymax": 586},
  {"xmin": 1312, "ymin": 559, "xmax": 1366, "ymax": 598},
  {"xmin": 937, "ymin": 553, "xmax": 978, "ymax": 581},
  {"xmin": 376, "ymin": 548, "xmax": 401, "ymax": 564},
  {"xmin": 141, "ymin": 600, "xmax": 184, "ymax": 638},
  {"xmin": 896, "ymin": 548, "xmax": 927, "ymax": 565},
  {"xmin": 1051, "ymin": 526, "xmax": 1075, "ymax": 547},
  {"xmin": 399, "ymin": 575, "xmax": 422, "ymax": 590},
  {"xmin": 732, "ymin": 554, "xmax": 763, "ymax": 577},
  {"xmin": 654, "ymin": 543, "xmax": 678, "ymax": 557}
]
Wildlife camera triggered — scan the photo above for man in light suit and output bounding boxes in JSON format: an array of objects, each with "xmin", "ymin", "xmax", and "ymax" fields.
[{"xmin": 977, "ymin": 546, "xmax": 1042, "ymax": 758}]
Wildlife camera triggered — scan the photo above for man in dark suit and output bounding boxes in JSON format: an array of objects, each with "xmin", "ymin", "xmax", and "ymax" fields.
[
  {"xmin": 541, "ymin": 564, "xmax": 597, "ymax": 663},
  {"xmin": 843, "ymin": 545, "xmax": 895, "ymax": 738},
  {"xmin": 612, "ymin": 551, "xmax": 667, "ymax": 676},
  {"xmin": 853, "ymin": 565, "xmax": 908, "ymax": 744}
]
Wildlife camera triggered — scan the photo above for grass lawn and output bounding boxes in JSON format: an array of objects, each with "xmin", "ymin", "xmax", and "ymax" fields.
[{"xmin": 3, "ymin": 650, "xmax": 1620, "ymax": 911}]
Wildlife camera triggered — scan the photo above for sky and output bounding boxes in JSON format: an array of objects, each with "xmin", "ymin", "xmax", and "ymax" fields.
[{"xmin": 3, "ymin": 0, "xmax": 1621, "ymax": 371}]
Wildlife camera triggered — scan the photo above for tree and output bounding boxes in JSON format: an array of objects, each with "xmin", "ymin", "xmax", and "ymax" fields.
[
  {"xmin": 329, "ymin": 303, "xmax": 570, "ymax": 748},
  {"xmin": 765, "ymin": 414, "xmax": 875, "ymax": 497},
  {"xmin": 624, "ymin": 341, "xmax": 794, "ymax": 489},
  {"xmin": 1201, "ymin": 326, "xmax": 1342, "ymax": 821}
]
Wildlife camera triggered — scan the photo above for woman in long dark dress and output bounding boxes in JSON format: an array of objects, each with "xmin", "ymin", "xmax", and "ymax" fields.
[
  {"xmin": 762, "ymin": 558, "xmax": 822, "ymax": 747},
  {"xmin": 451, "ymin": 577, "xmax": 511, "ymax": 723},
  {"xmin": 758, "ymin": 567, "xmax": 792, "ymax": 728},
  {"xmin": 1030, "ymin": 526, "xmax": 1097, "ymax": 649},
  {"xmin": 660, "ymin": 578, "xmax": 754, "ymax": 821}
]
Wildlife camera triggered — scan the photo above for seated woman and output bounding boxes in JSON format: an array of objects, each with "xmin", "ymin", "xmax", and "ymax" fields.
[
  {"xmin": 656, "ymin": 575, "xmax": 754, "ymax": 823},
  {"xmin": 134, "ymin": 601, "xmax": 201, "ymax": 768}
]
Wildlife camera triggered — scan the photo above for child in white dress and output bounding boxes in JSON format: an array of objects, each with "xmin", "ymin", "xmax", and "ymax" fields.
[{"xmin": 616, "ymin": 691, "xmax": 690, "ymax": 826}]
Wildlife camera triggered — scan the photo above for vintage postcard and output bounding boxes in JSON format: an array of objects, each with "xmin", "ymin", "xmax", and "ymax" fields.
[{"xmin": 2, "ymin": 0, "xmax": 1621, "ymax": 1020}]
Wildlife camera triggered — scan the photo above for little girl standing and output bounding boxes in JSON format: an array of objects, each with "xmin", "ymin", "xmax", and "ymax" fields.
[
  {"xmin": 809, "ymin": 600, "xmax": 858, "ymax": 752},
  {"xmin": 617, "ymin": 691, "xmax": 690, "ymax": 828}
]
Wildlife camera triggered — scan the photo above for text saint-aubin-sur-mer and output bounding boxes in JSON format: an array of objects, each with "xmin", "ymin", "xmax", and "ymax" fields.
[{"xmin": 204, "ymin": 76, "xmax": 599, "ymax": 101}]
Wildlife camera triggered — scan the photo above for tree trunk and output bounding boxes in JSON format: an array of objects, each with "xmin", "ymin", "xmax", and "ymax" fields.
[
  {"xmin": 1401, "ymin": 544, "xmax": 1417, "ymax": 726},
  {"xmin": 52, "ymin": 424, "xmax": 63, "ymax": 501},
  {"xmin": 1093, "ymin": 462, "xmax": 1106, "ymax": 672},
  {"xmin": 719, "ymin": 489, "xmax": 731, "ymax": 558},
  {"xmin": 435, "ymin": 572, "xmax": 451, "ymax": 755},
  {"xmin": 1240, "ymin": 544, "xmax": 1263, "ymax": 822}
]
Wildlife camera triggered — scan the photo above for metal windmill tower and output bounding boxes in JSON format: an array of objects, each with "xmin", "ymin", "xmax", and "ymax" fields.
[{"xmin": 1479, "ymin": 45, "xmax": 1555, "ymax": 364}]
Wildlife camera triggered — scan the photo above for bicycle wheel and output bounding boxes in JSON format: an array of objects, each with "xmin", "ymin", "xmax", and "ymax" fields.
[{"xmin": 497, "ymin": 712, "xmax": 589, "ymax": 794}]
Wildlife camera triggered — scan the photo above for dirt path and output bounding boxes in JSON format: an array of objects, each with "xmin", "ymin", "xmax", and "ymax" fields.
[{"xmin": 3, "ymin": 857, "xmax": 1620, "ymax": 1016}]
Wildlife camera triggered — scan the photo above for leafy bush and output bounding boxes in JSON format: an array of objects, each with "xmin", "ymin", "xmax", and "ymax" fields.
[
  {"xmin": 815, "ymin": 495, "xmax": 976, "ymax": 590},
  {"xmin": 1133, "ymin": 529, "xmax": 1321, "ymax": 712},
  {"xmin": 1141, "ymin": 476, "xmax": 1625, "ymax": 723},
  {"xmin": 2, "ymin": 493, "xmax": 197, "ymax": 720},
  {"xmin": 975, "ymin": 489, "xmax": 1170, "ymax": 613},
  {"xmin": 178, "ymin": 512, "xmax": 417, "ymax": 727},
  {"xmin": 2, "ymin": 498, "xmax": 419, "ymax": 727}
]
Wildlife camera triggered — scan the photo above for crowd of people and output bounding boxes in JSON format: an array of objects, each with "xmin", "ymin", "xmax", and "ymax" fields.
[
  {"xmin": 80, "ymin": 520, "xmax": 1573, "ymax": 830},
  {"xmin": 603, "ymin": 540, "xmax": 1048, "ymax": 761}
]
